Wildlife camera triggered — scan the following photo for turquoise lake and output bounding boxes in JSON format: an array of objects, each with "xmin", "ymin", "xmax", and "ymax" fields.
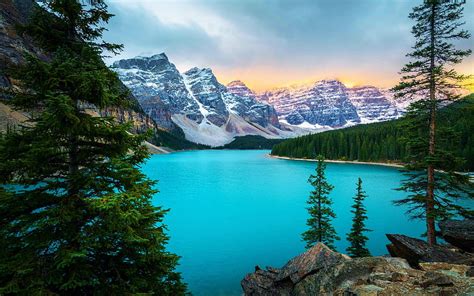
[{"xmin": 142, "ymin": 150, "xmax": 432, "ymax": 295}]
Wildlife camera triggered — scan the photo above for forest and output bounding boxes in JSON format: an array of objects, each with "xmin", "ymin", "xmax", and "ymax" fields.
[{"xmin": 271, "ymin": 94, "xmax": 474, "ymax": 171}]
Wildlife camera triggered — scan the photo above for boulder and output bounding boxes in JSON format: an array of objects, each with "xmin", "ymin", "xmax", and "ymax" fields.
[
  {"xmin": 386, "ymin": 234, "xmax": 473, "ymax": 267},
  {"xmin": 241, "ymin": 266, "xmax": 287, "ymax": 296},
  {"xmin": 242, "ymin": 246, "xmax": 474, "ymax": 295},
  {"xmin": 294, "ymin": 256, "xmax": 474, "ymax": 295},
  {"xmin": 241, "ymin": 243, "xmax": 349, "ymax": 295},
  {"xmin": 275, "ymin": 243, "xmax": 350, "ymax": 284},
  {"xmin": 439, "ymin": 220, "xmax": 474, "ymax": 253}
]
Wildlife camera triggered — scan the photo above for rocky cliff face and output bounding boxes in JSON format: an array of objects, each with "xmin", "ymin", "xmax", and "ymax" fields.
[
  {"xmin": 226, "ymin": 80, "xmax": 280, "ymax": 128},
  {"xmin": 347, "ymin": 86, "xmax": 400, "ymax": 123},
  {"xmin": 0, "ymin": 0, "xmax": 178, "ymax": 140},
  {"xmin": 113, "ymin": 52, "xmax": 421, "ymax": 145},
  {"xmin": 0, "ymin": 0, "xmax": 42, "ymax": 89},
  {"xmin": 259, "ymin": 80, "xmax": 404, "ymax": 128},
  {"xmin": 182, "ymin": 67, "xmax": 229, "ymax": 126},
  {"xmin": 114, "ymin": 54, "xmax": 288, "ymax": 146},
  {"xmin": 113, "ymin": 54, "xmax": 202, "ymax": 123}
]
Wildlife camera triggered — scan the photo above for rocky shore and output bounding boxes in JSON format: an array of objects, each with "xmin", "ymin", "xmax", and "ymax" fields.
[{"xmin": 242, "ymin": 220, "xmax": 474, "ymax": 295}]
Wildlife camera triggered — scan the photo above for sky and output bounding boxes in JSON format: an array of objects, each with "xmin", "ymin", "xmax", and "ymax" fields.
[{"xmin": 104, "ymin": 0, "xmax": 474, "ymax": 91}]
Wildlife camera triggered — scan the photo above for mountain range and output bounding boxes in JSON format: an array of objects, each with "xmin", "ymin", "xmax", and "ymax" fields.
[{"xmin": 113, "ymin": 53, "xmax": 411, "ymax": 146}]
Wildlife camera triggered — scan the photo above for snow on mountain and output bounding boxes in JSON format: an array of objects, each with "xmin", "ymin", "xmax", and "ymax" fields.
[
  {"xmin": 113, "ymin": 54, "xmax": 294, "ymax": 146},
  {"xmin": 113, "ymin": 53, "xmax": 202, "ymax": 122},
  {"xmin": 226, "ymin": 80, "xmax": 256, "ymax": 98},
  {"xmin": 113, "ymin": 54, "xmax": 420, "ymax": 147},
  {"xmin": 258, "ymin": 80, "xmax": 407, "ymax": 127},
  {"xmin": 258, "ymin": 80, "xmax": 361, "ymax": 127},
  {"xmin": 346, "ymin": 86, "xmax": 399, "ymax": 123},
  {"xmin": 226, "ymin": 80, "xmax": 280, "ymax": 127}
]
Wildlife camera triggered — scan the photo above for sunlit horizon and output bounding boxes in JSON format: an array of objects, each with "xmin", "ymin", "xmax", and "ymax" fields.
[{"xmin": 105, "ymin": 0, "xmax": 474, "ymax": 92}]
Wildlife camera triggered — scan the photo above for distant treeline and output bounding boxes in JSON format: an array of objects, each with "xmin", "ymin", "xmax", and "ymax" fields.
[
  {"xmin": 153, "ymin": 129, "xmax": 209, "ymax": 150},
  {"xmin": 271, "ymin": 95, "xmax": 474, "ymax": 171},
  {"xmin": 216, "ymin": 135, "xmax": 284, "ymax": 150}
]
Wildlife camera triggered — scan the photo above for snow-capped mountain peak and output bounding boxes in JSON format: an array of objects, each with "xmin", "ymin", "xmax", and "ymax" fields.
[
  {"xmin": 113, "ymin": 54, "xmax": 295, "ymax": 146},
  {"xmin": 113, "ymin": 54, "xmax": 415, "ymax": 146},
  {"xmin": 226, "ymin": 80, "xmax": 256, "ymax": 99},
  {"xmin": 256, "ymin": 79, "xmax": 405, "ymax": 128}
]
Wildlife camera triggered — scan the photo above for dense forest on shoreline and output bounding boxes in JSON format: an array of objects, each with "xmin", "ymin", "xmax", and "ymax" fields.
[
  {"xmin": 271, "ymin": 94, "xmax": 474, "ymax": 171},
  {"xmin": 215, "ymin": 135, "xmax": 284, "ymax": 150}
]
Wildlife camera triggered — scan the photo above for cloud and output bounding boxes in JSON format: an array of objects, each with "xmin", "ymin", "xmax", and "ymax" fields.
[{"xmin": 104, "ymin": 0, "xmax": 474, "ymax": 90}]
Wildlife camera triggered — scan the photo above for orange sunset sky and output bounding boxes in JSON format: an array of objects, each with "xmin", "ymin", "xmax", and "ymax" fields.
[{"xmin": 105, "ymin": 0, "xmax": 474, "ymax": 92}]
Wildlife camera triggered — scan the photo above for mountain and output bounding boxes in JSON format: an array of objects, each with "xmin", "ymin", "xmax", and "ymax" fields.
[
  {"xmin": 346, "ymin": 86, "xmax": 400, "ymax": 123},
  {"xmin": 114, "ymin": 54, "xmax": 304, "ymax": 146},
  {"xmin": 0, "ymin": 0, "xmax": 202, "ymax": 151},
  {"xmin": 113, "ymin": 54, "xmax": 417, "ymax": 146},
  {"xmin": 271, "ymin": 94, "xmax": 474, "ymax": 171},
  {"xmin": 258, "ymin": 80, "xmax": 402, "ymax": 128}
]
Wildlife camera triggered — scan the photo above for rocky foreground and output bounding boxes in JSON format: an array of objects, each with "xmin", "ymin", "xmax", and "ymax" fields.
[{"xmin": 242, "ymin": 220, "xmax": 474, "ymax": 295}]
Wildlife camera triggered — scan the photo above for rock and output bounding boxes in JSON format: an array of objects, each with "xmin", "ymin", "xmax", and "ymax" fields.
[
  {"xmin": 275, "ymin": 243, "xmax": 350, "ymax": 284},
  {"xmin": 293, "ymin": 256, "xmax": 474, "ymax": 296},
  {"xmin": 241, "ymin": 243, "xmax": 348, "ymax": 295},
  {"xmin": 242, "ymin": 243, "xmax": 474, "ymax": 295},
  {"xmin": 241, "ymin": 267, "xmax": 286, "ymax": 296},
  {"xmin": 298, "ymin": 256, "xmax": 421, "ymax": 295},
  {"xmin": 439, "ymin": 220, "xmax": 474, "ymax": 253},
  {"xmin": 420, "ymin": 271, "xmax": 454, "ymax": 288},
  {"xmin": 420, "ymin": 262, "xmax": 472, "ymax": 277},
  {"xmin": 386, "ymin": 234, "xmax": 473, "ymax": 267}
]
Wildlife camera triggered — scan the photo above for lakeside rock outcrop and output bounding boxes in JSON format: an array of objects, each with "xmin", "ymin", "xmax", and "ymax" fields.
[
  {"xmin": 439, "ymin": 220, "xmax": 474, "ymax": 253},
  {"xmin": 242, "ymin": 240, "xmax": 474, "ymax": 295},
  {"xmin": 386, "ymin": 234, "xmax": 474, "ymax": 267}
]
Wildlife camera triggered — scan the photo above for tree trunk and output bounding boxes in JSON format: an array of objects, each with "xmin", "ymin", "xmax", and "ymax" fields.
[
  {"xmin": 318, "ymin": 186, "xmax": 322, "ymax": 242},
  {"xmin": 426, "ymin": 2, "xmax": 437, "ymax": 246}
]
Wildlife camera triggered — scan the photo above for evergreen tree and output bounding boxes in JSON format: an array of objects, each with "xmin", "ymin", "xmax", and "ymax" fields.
[
  {"xmin": 302, "ymin": 155, "xmax": 339, "ymax": 250},
  {"xmin": 393, "ymin": 0, "xmax": 473, "ymax": 245},
  {"xmin": 270, "ymin": 95, "xmax": 473, "ymax": 170},
  {"xmin": 346, "ymin": 178, "xmax": 371, "ymax": 258},
  {"xmin": 0, "ymin": 0, "xmax": 185, "ymax": 294}
]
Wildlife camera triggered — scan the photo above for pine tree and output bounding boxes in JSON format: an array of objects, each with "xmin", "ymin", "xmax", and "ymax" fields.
[
  {"xmin": 302, "ymin": 155, "xmax": 339, "ymax": 250},
  {"xmin": 393, "ymin": 0, "xmax": 473, "ymax": 245},
  {"xmin": 346, "ymin": 178, "xmax": 371, "ymax": 258},
  {"xmin": 0, "ymin": 0, "xmax": 185, "ymax": 294}
]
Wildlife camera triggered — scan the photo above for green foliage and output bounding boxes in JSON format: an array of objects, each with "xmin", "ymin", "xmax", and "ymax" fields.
[
  {"xmin": 271, "ymin": 94, "xmax": 474, "ymax": 171},
  {"xmin": 302, "ymin": 155, "xmax": 339, "ymax": 250},
  {"xmin": 0, "ymin": 0, "xmax": 185, "ymax": 294},
  {"xmin": 395, "ymin": 99, "xmax": 474, "ymax": 221},
  {"xmin": 346, "ymin": 178, "xmax": 371, "ymax": 258},
  {"xmin": 152, "ymin": 128, "xmax": 209, "ymax": 150},
  {"xmin": 216, "ymin": 135, "xmax": 284, "ymax": 150},
  {"xmin": 392, "ymin": 0, "xmax": 473, "ymax": 241}
]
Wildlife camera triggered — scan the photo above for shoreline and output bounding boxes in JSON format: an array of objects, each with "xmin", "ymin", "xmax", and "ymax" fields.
[{"xmin": 268, "ymin": 154, "xmax": 404, "ymax": 168}]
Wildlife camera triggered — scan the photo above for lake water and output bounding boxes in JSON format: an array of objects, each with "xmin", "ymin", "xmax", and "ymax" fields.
[{"xmin": 142, "ymin": 150, "xmax": 434, "ymax": 295}]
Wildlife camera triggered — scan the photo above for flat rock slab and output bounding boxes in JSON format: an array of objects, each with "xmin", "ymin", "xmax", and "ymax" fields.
[
  {"xmin": 386, "ymin": 234, "xmax": 473, "ymax": 267},
  {"xmin": 439, "ymin": 219, "xmax": 474, "ymax": 253}
]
